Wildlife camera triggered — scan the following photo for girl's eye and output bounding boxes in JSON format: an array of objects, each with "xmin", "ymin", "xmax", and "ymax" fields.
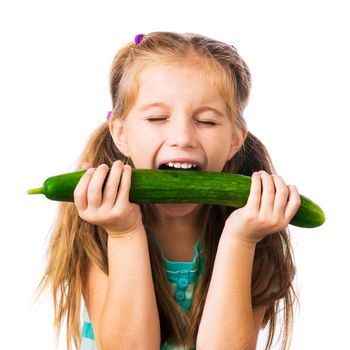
[
  {"xmin": 147, "ymin": 117, "xmax": 167, "ymax": 122},
  {"xmin": 146, "ymin": 117, "xmax": 217, "ymax": 126},
  {"xmin": 197, "ymin": 120, "xmax": 217, "ymax": 126}
]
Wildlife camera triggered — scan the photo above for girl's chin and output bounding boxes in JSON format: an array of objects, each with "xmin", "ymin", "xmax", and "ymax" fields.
[{"xmin": 154, "ymin": 203, "xmax": 201, "ymax": 217}]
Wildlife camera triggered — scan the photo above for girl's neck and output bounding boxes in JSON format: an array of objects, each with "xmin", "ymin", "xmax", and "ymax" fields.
[{"xmin": 151, "ymin": 205, "xmax": 204, "ymax": 262}]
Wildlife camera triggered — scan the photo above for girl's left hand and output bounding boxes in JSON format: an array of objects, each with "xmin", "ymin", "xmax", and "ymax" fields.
[{"xmin": 224, "ymin": 171, "xmax": 301, "ymax": 245}]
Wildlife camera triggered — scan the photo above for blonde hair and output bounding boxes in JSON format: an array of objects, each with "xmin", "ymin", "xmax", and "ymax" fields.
[{"xmin": 37, "ymin": 32, "xmax": 297, "ymax": 350}]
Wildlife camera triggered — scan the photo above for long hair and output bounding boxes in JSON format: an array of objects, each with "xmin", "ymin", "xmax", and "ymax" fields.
[{"xmin": 37, "ymin": 32, "xmax": 297, "ymax": 350}]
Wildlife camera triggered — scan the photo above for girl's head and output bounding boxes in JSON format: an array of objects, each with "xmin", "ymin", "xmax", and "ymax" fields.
[
  {"xmin": 39, "ymin": 32, "xmax": 296, "ymax": 350},
  {"xmin": 108, "ymin": 32, "xmax": 250, "ymax": 219},
  {"xmin": 108, "ymin": 32, "xmax": 250, "ymax": 174}
]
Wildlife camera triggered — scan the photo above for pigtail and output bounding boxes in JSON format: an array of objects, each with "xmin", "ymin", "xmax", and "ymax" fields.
[
  {"xmin": 36, "ymin": 122, "xmax": 128, "ymax": 350},
  {"xmin": 230, "ymin": 131, "xmax": 297, "ymax": 350}
]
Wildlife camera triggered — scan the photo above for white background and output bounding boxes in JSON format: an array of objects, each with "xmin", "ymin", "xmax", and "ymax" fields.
[{"xmin": 0, "ymin": 0, "xmax": 349, "ymax": 349}]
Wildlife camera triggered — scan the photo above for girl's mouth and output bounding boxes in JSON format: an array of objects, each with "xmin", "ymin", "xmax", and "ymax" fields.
[{"xmin": 158, "ymin": 161, "xmax": 201, "ymax": 171}]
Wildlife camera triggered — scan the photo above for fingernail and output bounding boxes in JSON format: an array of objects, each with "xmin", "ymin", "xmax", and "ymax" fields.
[{"xmin": 98, "ymin": 164, "xmax": 108, "ymax": 170}]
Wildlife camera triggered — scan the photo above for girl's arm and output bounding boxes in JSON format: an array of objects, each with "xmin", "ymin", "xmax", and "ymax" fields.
[
  {"xmin": 84, "ymin": 227, "xmax": 160, "ymax": 350},
  {"xmin": 196, "ymin": 232, "xmax": 264, "ymax": 350},
  {"xmin": 197, "ymin": 171, "xmax": 300, "ymax": 350},
  {"xmin": 75, "ymin": 161, "xmax": 161, "ymax": 349}
]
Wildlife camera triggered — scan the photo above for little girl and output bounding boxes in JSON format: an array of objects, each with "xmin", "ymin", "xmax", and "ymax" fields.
[{"xmin": 38, "ymin": 32, "xmax": 301, "ymax": 350}]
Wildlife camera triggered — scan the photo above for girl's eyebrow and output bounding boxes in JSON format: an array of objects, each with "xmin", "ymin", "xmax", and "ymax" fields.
[
  {"xmin": 138, "ymin": 102, "xmax": 169, "ymax": 111},
  {"xmin": 138, "ymin": 102, "xmax": 225, "ymax": 117}
]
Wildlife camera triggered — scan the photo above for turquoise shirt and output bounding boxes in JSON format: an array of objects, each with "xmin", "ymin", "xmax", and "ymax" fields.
[
  {"xmin": 80, "ymin": 233, "xmax": 286, "ymax": 349},
  {"xmin": 80, "ymin": 238, "xmax": 204, "ymax": 350}
]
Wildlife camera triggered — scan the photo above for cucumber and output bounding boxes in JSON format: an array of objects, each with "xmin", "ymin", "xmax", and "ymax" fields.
[{"xmin": 27, "ymin": 169, "xmax": 325, "ymax": 228}]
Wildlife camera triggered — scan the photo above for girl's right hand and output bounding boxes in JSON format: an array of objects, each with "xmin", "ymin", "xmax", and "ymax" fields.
[{"xmin": 74, "ymin": 160, "xmax": 143, "ymax": 237}]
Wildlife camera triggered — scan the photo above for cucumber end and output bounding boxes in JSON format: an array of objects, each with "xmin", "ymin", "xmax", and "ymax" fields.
[{"xmin": 27, "ymin": 187, "xmax": 44, "ymax": 195}]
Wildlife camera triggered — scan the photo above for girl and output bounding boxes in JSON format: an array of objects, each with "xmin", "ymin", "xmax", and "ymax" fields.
[{"xmin": 38, "ymin": 32, "xmax": 301, "ymax": 350}]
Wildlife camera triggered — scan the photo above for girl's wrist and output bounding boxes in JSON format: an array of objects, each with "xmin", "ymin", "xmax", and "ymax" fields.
[
  {"xmin": 106, "ymin": 220, "xmax": 145, "ymax": 240},
  {"xmin": 107, "ymin": 224, "xmax": 148, "ymax": 256},
  {"xmin": 105, "ymin": 212, "xmax": 144, "ymax": 238},
  {"xmin": 221, "ymin": 226, "xmax": 258, "ymax": 250}
]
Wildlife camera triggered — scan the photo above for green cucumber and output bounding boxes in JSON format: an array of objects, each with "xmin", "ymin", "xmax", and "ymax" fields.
[{"xmin": 27, "ymin": 169, "xmax": 325, "ymax": 228}]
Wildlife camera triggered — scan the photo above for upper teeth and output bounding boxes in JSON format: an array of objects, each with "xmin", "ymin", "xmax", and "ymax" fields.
[{"xmin": 166, "ymin": 162, "xmax": 198, "ymax": 169}]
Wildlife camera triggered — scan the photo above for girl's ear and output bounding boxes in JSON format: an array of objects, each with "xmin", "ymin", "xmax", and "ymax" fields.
[
  {"xmin": 109, "ymin": 115, "xmax": 129, "ymax": 156},
  {"xmin": 226, "ymin": 127, "xmax": 248, "ymax": 161}
]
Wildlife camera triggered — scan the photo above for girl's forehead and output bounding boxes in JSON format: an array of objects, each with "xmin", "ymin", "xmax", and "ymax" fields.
[
  {"xmin": 136, "ymin": 64, "xmax": 224, "ymax": 100},
  {"xmin": 138, "ymin": 62, "xmax": 212, "ymax": 81}
]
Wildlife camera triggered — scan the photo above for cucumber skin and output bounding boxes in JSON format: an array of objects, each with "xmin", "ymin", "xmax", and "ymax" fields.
[{"xmin": 41, "ymin": 169, "xmax": 325, "ymax": 228}]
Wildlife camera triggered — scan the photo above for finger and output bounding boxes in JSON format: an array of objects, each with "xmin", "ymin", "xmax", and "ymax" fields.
[
  {"xmin": 74, "ymin": 168, "xmax": 95, "ymax": 210},
  {"xmin": 260, "ymin": 171, "xmax": 275, "ymax": 213},
  {"xmin": 284, "ymin": 185, "xmax": 302, "ymax": 222},
  {"xmin": 246, "ymin": 172, "xmax": 262, "ymax": 211},
  {"xmin": 272, "ymin": 175, "xmax": 289, "ymax": 214},
  {"xmin": 101, "ymin": 160, "xmax": 123, "ymax": 206},
  {"xmin": 87, "ymin": 164, "xmax": 109, "ymax": 208},
  {"xmin": 114, "ymin": 164, "xmax": 133, "ymax": 205},
  {"xmin": 82, "ymin": 161, "xmax": 93, "ymax": 170}
]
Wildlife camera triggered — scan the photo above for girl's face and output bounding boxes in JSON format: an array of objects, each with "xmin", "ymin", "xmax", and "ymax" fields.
[{"xmin": 110, "ymin": 63, "xmax": 246, "ymax": 217}]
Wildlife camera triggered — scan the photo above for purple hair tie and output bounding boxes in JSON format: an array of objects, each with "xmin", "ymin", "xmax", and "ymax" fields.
[
  {"xmin": 134, "ymin": 33, "xmax": 144, "ymax": 46},
  {"xmin": 106, "ymin": 111, "xmax": 112, "ymax": 120}
]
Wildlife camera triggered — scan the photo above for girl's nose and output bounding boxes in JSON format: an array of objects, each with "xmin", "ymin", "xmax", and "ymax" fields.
[{"xmin": 166, "ymin": 119, "xmax": 198, "ymax": 149}]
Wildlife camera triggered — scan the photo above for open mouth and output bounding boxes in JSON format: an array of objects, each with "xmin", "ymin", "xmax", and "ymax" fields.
[{"xmin": 158, "ymin": 162, "xmax": 201, "ymax": 171}]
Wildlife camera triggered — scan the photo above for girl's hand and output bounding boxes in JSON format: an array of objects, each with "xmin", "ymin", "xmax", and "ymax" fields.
[
  {"xmin": 74, "ymin": 160, "xmax": 143, "ymax": 237},
  {"xmin": 224, "ymin": 171, "xmax": 301, "ymax": 245}
]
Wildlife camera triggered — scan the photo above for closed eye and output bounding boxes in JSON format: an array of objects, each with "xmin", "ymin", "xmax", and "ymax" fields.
[
  {"xmin": 146, "ymin": 117, "xmax": 218, "ymax": 126},
  {"xmin": 147, "ymin": 117, "xmax": 167, "ymax": 122},
  {"xmin": 197, "ymin": 120, "xmax": 218, "ymax": 126}
]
